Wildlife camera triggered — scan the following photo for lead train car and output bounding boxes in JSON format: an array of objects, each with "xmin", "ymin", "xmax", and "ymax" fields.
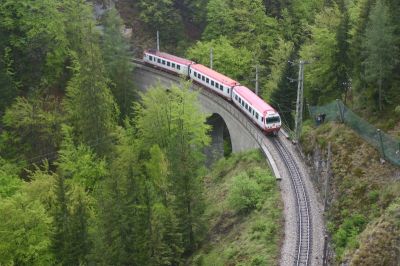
[
  {"xmin": 232, "ymin": 86, "xmax": 281, "ymax": 134},
  {"xmin": 143, "ymin": 49, "xmax": 194, "ymax": 76}
]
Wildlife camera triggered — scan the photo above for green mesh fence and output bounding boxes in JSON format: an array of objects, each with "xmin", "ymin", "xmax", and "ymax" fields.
[{"xmin": 310, "ymin": 100, "xmax": 400, "ymax": 166}]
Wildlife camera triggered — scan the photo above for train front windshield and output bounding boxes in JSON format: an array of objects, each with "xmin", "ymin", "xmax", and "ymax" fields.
[{"xmin": 266, "ymin": 116, "xmax": 281, "ymax": 124}]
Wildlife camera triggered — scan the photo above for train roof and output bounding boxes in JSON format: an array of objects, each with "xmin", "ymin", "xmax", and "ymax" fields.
[
  {"xmin": 145, "ymin": 49, "xmax": 195, "ymax": 66},
  {"xmin": 190, "ymin": 64, "xmax": 239, "ymax": 87},
  {"xmin": 233, "ymin": 86, "xmax": 277, "ymax": 116}
]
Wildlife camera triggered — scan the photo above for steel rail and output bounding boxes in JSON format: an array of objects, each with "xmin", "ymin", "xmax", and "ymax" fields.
[
  {"xmin": 133, "ymin": 58, "xmax": 312, "ymax": 265},
  {"xmin": 272, "ymin": 138, "xmax": 311, "ymax": 266}
]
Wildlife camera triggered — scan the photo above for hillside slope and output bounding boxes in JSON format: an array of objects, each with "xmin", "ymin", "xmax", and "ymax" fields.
[
  {"xmin": 190, "ymin": 150, "xmax": 283, "ymax": 265},
  {"xmin": 302, "ymin": 122, "xmax": 400, "ymax": 264}
]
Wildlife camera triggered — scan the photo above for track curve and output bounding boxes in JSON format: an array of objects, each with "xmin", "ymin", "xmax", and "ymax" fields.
[
  {"xmin": 132, "ymin": 58, "xmax": 321, "ymax": 266},
  {"xmin": 272, "ymin": 138, "xmax": 312, "ymax": 265}
]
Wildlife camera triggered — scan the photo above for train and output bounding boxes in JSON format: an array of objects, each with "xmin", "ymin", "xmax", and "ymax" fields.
[{"xmin": 143, "ymin": 49, "xmax": 281, "ymax": 135}]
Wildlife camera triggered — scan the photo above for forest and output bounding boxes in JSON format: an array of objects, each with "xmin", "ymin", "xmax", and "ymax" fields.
[{"xmin": 1, "ymin": 0, "xmax": 400, "ymax": 265}]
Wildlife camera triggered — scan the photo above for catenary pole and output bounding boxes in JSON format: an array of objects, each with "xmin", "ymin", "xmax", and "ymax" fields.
[
  {"xmin": 210, "ymin": 48, "xmax": 213, "ymax": 69},
  {"xmin": 294, "ymin": 60, "xmax": 305, "ymax": 143},
  {"xmin": 157, "ymin": 31, "xmax": 160, "ymax": 51},
  {"xmin": 255, "ymin": 65, "xmax": 259, "ymax": 95}
]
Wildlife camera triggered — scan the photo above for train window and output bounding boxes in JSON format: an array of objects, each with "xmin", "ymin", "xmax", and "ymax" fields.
[
  {"xmin": 211, "ymin": 80, "xmax": 214, "ymax": 86},
  {"xmin": 245, "ymin": 103, "xmax": 248, "ymax": 109},
  {"xmin": 241, "ymin": 101, "xmax": 244, "ymax": 106},
  {"xmin": 215, "ymin": 82, "xmax": 219, "ymax": 88},
  {"xmin": 227, "ymin": 88, "xmax": 230, "ymax": 94},
  {"xmin": 206, "ymin": 78, "xmax": 209, "ymax": 83},
  {"xmin": 149, "ymin": 56, "xmax": 153, "ymax": 61},
  {"xmin": 194, "ymin": 72, "xmax": 197, "ymax": 77},
  {"xmin": 220, "ymin": 84, "xmax": 223, "ymax": 90},
  {"xmin": 172, "ymin": 63, "xmax": 176, "ymax": 68},
  {"xmin": 256, "ymin": 113, "xmax": 259, "ymax": 119},
  {"xmin": 267, "ymin": 116, "xmax": 281, "ymax": 124},
  {"xmin": 167, "ymin": 61, "xmax": 170, "ymax": 67},
  {"xmin": 177, "ymin": 65, "xmax": 181, "ymax": 70},
  {"xmin": 261, "ymin": 117, "xmax": 264, "ymax": 122},
  {"xmin": 157, "ymin": 58, "xmax": 161, "ymax": 63},
  {"xmin": 235, "ymin": 95, "xmax": 238, "ymax": 101},
  {"xmin": 249, "ymin": 107, "xmax": 252, "ymax": 113}
]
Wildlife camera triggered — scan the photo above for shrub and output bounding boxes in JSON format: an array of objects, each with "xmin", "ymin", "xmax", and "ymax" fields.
[
  {"xmin": 332, "ymin": 214, "xmax": 367, "ymax": 260},
  {"xmin": 228, "ymin": 173, "xmax": 263, "ymax": 213},
  {"xmin": 394, "ymin": 105, "xmax": 400, "ymax": 116}
]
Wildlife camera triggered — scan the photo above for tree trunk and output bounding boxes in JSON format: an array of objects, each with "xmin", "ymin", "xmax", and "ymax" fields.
[{"xmin": 378, "ymin": 67, "xmax": 383, "ymax": 111}]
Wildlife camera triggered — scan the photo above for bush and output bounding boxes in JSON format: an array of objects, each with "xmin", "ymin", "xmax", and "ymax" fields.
[
  {"xmin": 332, "ymin": 213, "xmax": 367, "ymax": 260},
  {"xmin": 228, "ymin": 173, "xmax": 263, "ymax": 213},
  {"xmin": 394, "ymin": 105, "xmax": 400, "ymax": 116}
]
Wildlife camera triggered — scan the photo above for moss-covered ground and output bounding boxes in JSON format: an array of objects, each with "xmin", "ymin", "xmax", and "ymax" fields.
[{"xmin": 189, "ymin": 150, "xmax": 283, "ymax": 266}]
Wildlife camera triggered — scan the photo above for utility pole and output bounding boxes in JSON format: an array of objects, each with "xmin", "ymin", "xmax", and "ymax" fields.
[
  {"xmin": 255, "ymin": 65, "xmax": 259, "ymax": 95},
  {"xmin": 294, "ymin": 60, "xmax": 305, "ymax": 143},
  {"xmin": 324, "ymin": 142, "xmax": 332, "ymax": 211},
  {"xmin": 157, "ymin": 31, "xmax": 160, "ymax": 51},
  {"xmin": 210, "ymin": 48, "xmax": 213, "ymax": 69}
]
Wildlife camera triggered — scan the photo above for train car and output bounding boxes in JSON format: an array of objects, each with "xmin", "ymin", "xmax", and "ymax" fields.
[
  {"xmin": 143, "ymin": 49, "xmax": 194, "ymax": 76},
  {"xmin": 189, "ymin": 64, "xmax": 239, "ymax": 99},
  {"xmin": 232, "ymin": 86, "xmax": 281, "ymax": 134}
]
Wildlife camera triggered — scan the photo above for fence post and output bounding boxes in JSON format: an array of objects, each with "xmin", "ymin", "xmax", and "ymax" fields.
[
  {"xmin": 398, "ymin": 142, "xmax": 400, "ymax": 156},
  {"xmin": 377, "ymin": 129, "xmax": 385, "ymax": 159},
  {"xmin": 336, "ymin": 99, "xmax": 344, "ymax": 123},
  {"xmin": 322, "ymin": 234, "xmax": 328, "ymax": 266}
]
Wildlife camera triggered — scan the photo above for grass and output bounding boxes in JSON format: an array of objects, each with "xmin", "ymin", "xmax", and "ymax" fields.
[{"xmin": 190, "ymin": 150, "xmax": 283, "ymax": 266}]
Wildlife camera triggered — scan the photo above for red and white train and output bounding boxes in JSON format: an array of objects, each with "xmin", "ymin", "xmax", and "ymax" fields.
[{"xmin": 143, "ymin": 49, "xmax": 281, "ymax": 135}]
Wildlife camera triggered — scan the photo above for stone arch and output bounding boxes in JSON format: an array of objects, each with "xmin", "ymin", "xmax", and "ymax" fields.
[{"xmin": 133, "ymin": 63, "xmax": 260, "ymax": 154}]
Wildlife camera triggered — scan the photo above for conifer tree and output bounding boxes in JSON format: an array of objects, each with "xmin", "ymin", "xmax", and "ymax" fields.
[
  {"xmin": 64, "ymin": 23, "xmax": 119, "ymax": 156},
  {"xmin": 52, "ymin": 174, "xmax": 69, "ymax": 265},
  {"xmin": 101, "ymin": 7, "xmax": 135, "ymax": 120},
  {"xmin": 93, "ymin": 129, "xmax": 148, "ymax": 265},
  {"xmin": 64, "ymin": 188, "xmax": 90, "ymax": 265},
  {"xmin": 362, "ymin": 0, "xmax": 397, "ymax": 110},
  {"xmin": 136, "ymin": 83, "xmax": 210, "ymax": 253}
]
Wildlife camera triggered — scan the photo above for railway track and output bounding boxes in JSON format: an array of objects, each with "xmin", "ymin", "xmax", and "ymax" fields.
[
  {"xmin": 272, "ymin": 137, "xmax": 312, "ymax": 266},
  {"xmin": 134, "ymin": 58, "xmax": 316, "ymax": 265}
]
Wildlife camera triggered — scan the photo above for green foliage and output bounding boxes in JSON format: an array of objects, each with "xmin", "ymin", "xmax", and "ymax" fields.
[
  {"xmin": 101, "ymin": 7, "xmax": 135, "ymax": 120},
  {"xmin": 0, "ymin": 193, "xmax": 54, "ymax": 265},
  {"xmin": 150, "ymin": 203, "xmax": 183, "ymax": 266},
  {"xmin": 362, "ymin": 0, "xmax": 398, "ymax": 111},
  {"xmin": 64, "ymin": 47, "xmax": 119, "ymax": 155},
  {"xmin": 136, "ymin": 83, "xmax": 210, "ymax": 252},
  {"xmin": 332, "ymin": 213, "xmax": 366, "ymax": 259},
  {"xmin": 228, "ymin": 173, "xmax": 263, "ymax": 213},
  {"xmin": 0, "ymin": 0, "xmax": 68, "ymax": 90},
  {"xmin": 57, "ymin": 126, "xmax": 107, "ymax": 191},
  {"xmin": 187, "ymin": 36, "xmax": 253, "ymax": 86},
  {"xmin": 300, "ymin": 5, "xmax": 342, "ymax": 104},
  {"xmin": 2, "ymin": 96, "xmax": 64, "ymax": 161},
  {"xmin": 51, "ymin": 172, "xmax": 91, "ymax": 265},
  {"xmin": 192, "ymin": 150, "xmax": 282, "ymax": 265},
  {"xmin": 203, "ymin": 0, "xmax": 279, "ymax": 53},
  {"xmin": 0, "ymin": 157, "xmax": 22, "ymax": 198},
  {"xmin": 137, "ymin": 0, "xmax": 185, "ymax": 47},
  {"xmin": 263, "ymin": 38, "xmax": 294, "ymax": 100},
  {"xmin": 0, "ymin": 47, "xmax": 18, "ymax": 114}
]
